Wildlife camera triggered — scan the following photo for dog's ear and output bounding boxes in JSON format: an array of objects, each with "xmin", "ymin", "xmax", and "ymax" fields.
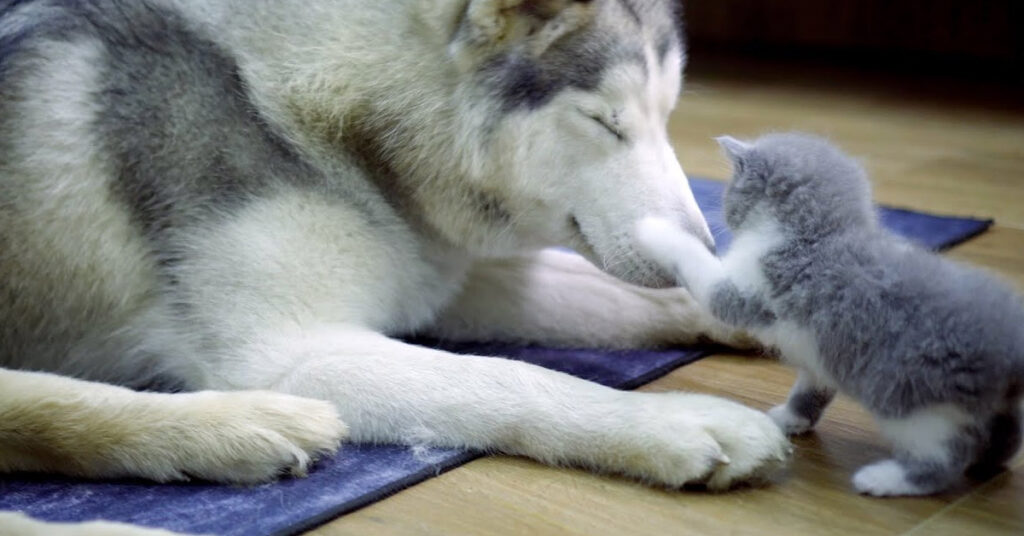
[{"xmin": 452, "ymin": 0, "xmax": 597, "ymax": 64}]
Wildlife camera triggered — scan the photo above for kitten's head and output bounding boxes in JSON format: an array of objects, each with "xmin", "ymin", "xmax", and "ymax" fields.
[{"xmin": 718, "ymin": 133, "xmax": 876, "ymax": 238}]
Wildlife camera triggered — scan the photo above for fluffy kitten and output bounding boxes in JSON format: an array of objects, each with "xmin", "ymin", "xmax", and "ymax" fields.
[{"xmin": 637, "ymin": 133, "xmax": 1024, "ymax": 496}]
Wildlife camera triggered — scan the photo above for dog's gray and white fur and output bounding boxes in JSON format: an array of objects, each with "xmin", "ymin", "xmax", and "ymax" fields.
[
  {"xmin": 0, "ymin": 0, "xmax": 793, "ymax": 531},
  {"xmin": 638, "ymin": 132, "xmax": 1024, "ymax": 497}
]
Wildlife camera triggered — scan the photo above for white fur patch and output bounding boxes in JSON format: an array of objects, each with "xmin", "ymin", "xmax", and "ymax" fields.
[
  {"xmin": 877, "ymin": 404, "xmax": 971, "ymax": 462},
  {"xmin": 721, "ymin": 216, "xmax": 784, "ymax": 294},
  {"xmin": 852, "ymin": 460, "xmax": 924, "ymax": 496},
  {"xmin": 757, "ymin": 321, "xmax": 832, "ymax": 383}
]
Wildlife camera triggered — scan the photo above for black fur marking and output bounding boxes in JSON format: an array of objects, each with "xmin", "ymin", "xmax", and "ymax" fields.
[
  {"xmin": 75, "ymin": 2, "xmax": 323, "ymax": 240},
  {"xmin": 969, "ymin": 408, "xmax": 1023, "ymax": 476},
  {"xmin": 474, "ymin": 190, "xmax": 512, "ymax": 225},
  {"xmin": 616, "ymin": 0, "xmax": 642, "ymax": 26},
  {"xmin": 899, "ymin": 429, "xmax": 981, "ymax": 492},
  {"xmin": 0, "ymin": 0, "xmax": 80, "ymax": 82},
  {"xmin": 656, "ymin": 31, "xmax": 677, "ymax": 63},
  {"xmin": 0, "ymin": 0, "xmax": 37, "ymax": 14},
  {"xmin": 481, "ymin": 36, "xmax": 613, "ymax": 111},
  {"xmin": 0, "ymin": 22, "xmax": 31, "ymax": 81},
  {"xmin": 478, "ymin": 0, "xmax": 684, "ymax": 111},
  {"xmin": 788, "ymin": 386, "xmax": 835, "ymax": 425},
  {"xmin": 0, "ymin": 0, "xmax": 337, "ymax": 288}
]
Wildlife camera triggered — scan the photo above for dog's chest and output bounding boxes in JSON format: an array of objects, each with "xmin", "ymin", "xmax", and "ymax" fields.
[{"xmin": 175, "ymin": 189, "xmax": 471, "ymax": 340}]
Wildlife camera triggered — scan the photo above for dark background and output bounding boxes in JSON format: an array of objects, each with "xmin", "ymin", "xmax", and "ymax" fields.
[{"xmin": 681, "ymin": 1, "xmax": 1023, "ymax": 86}]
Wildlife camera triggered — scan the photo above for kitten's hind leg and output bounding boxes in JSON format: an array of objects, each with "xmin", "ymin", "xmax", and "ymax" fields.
[
  {"xmin": 967, "ymin": 404, "xmax": 1022, "ymax": 478},
  {"xmin": 768, "ymin": 369, "xmax": 836, "ymax": 435},
  {"xmin": 853, "ymin": 405, "xmax": 977, "ymax": 496}
]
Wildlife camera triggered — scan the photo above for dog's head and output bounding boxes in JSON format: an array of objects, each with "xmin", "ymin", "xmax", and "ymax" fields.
[
  {"xmin": 315, "ymin": 0, "xmax": 711, "ymax": 286},
  {"xmin": 424, "ymin": 0, "xmax": 710, "ymax": 286}
]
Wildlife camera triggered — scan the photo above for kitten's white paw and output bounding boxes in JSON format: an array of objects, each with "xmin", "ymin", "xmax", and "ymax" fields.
[
  {"xmin": 118, "ymin": 391, "xmax": 347, "ymax": 484},
  {"xmin": 768, "ymin": 404, "xmax": 815, "ymax": 435},
  {"xmin": 606, "ymin": 394, "xmax": 792, "ymax": 490},
  {"xmin": 852, "ymin": 460, "xmax": 924, "ymax": 496},
  {"xmin": 634, "ymin": 217, "xmax": 705, "ymax": 277}
]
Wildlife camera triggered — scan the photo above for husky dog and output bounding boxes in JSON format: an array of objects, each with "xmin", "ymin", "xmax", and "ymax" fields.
[
  {"xmin": 1, "ymin": 1, "xmax": 792, "ymax": 529},
  {"xmin": 637, "ymin": 133, "xmax": 1024, "ymax": 496}
]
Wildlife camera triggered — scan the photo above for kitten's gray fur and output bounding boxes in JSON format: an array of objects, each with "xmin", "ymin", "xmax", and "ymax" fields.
[{"xmin": 681, "ymin": 133, "xmax": 1022, "ymax": 495}]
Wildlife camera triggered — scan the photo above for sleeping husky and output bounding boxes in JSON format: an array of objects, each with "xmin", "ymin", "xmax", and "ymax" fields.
[{"xmin": 0, "ymin": 0, "xmax": 790, "ymax": 531}]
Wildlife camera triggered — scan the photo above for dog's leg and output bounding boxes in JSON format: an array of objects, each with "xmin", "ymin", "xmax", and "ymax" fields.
[
  {"xmin": 0, "ymin": 368, "xmax": 346, "ymax": 484},
  {"xmin": 0, "ymin": 511, "xmax": 191, "ymax": 536},
  {"xmin": 246, "ymin": 328, "xmax": 790, "ymax": 490},
  {"xmin": 428, "ymin": 249, "xmax": 750, "ymax": 349}
]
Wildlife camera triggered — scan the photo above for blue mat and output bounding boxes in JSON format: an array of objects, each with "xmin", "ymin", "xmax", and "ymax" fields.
[{"xmin": 0, "ymin": 177, "xmax": 993, "ymax": 535}]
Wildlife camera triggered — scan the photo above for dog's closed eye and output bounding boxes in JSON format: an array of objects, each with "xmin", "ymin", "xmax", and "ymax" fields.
[{"xmin": 583, "ymin": 112, "xmax": 625, "ymax": 142}]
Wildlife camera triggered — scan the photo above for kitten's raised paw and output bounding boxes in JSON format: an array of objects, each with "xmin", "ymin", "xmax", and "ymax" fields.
[
  {"xmin": 767, "ymin": 404, "xmax": 815, "ymax": 435},
  {"xmin": 852, "ymin": 460, "xmax": 926, "ymax": 497}
]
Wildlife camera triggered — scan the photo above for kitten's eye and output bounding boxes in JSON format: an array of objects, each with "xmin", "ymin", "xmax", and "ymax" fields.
[{"xmin": 586, "ymin": 114, "xmax": 626, "ymax": 142}]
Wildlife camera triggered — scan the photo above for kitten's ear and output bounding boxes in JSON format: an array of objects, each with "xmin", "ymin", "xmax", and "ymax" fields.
[
  {"xmin": 716, "ymin": 136, "xmax": 753, "ymax": 163},
  {"xmin": 452, "ymin": 0, "xmax": 596, "ymax": 64}
]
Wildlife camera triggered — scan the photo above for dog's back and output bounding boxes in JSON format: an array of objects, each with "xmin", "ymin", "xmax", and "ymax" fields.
[{"xmin": 0, "ymin": 0, "xmax": 323, "ymax": 387}]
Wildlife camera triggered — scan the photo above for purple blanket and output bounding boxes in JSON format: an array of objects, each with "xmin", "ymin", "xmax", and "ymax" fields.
[{"xmin": 0, "ymin": 177, "xmax": 993, "ymax": 535}]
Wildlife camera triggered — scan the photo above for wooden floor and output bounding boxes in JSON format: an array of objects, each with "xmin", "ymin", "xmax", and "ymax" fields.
[{"xmin": 311, "ymin": 64, "xmax": 1024, "ymax": 536}]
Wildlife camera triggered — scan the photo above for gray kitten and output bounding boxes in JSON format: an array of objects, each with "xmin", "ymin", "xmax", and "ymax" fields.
[{"xmin": 637, "ymin": 133, "xmax": 1024, "ymax": 496}]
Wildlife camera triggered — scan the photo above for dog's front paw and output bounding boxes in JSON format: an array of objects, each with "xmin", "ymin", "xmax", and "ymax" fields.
[
  {"xmin": 168, "ymin": 391, "xmax": 348, "ymax": 483},
  {"xmin": 675, "ymin": 394, "xmax": 793, "ymax": 490},
  {"xmin": 767, "ymin": 404, "xmax": 815, "ymax": 435},
  {"xmin": 113, "ymin": 390, "xmax": 347, "ymax": 484},
  {"xmin": 594, "ymin": 393, "xmax": 791, "ymax": 490}
]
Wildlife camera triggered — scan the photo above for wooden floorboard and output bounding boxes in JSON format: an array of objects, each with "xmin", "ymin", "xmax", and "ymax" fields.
[{"xmin": 310, "ymin": 65, "xmax": 1024, "ymax": 535}]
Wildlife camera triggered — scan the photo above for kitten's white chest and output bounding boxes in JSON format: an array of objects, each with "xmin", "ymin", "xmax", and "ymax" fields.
[{"xmin": 725, "ymin": 220, "xmax": 834, "ymax": 385}]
